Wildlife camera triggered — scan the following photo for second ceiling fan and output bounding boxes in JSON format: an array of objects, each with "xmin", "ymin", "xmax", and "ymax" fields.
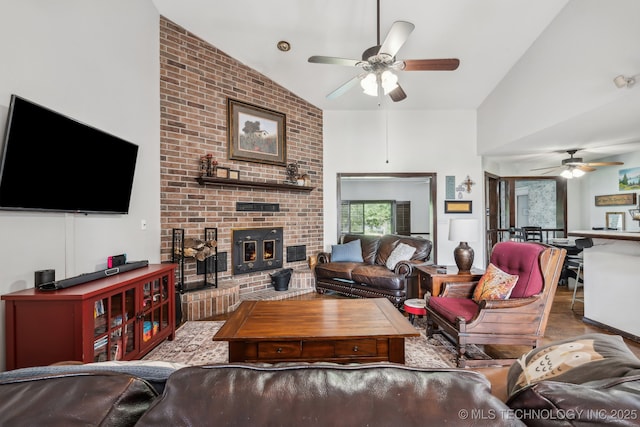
[
  {"xmin": 308, "ymin": 0, "xmax": 460, "ymax": 102},
  {"xmin": 531, "ymin": 149, "xmax": 624, "ymax": 178}
]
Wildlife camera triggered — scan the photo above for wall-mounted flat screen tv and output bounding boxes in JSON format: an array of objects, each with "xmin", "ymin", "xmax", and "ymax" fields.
[{"xmin": 0, "ymin": 95, "xmax": 139, "ymax": 214}]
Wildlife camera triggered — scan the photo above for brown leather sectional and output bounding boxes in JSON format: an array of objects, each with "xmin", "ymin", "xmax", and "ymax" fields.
[
  {"xmin": 2, "ymin": 333, "xmax": 639, "ymax": 426},
  {"xmin": 0, "ymin": 363, "xmax": 521, "ymax": 426}
]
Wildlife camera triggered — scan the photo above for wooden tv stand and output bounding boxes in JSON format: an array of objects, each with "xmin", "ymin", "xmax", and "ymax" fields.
[{"xmin": 2, "ymin": 264, "xmax": 177, "ymax": 370}]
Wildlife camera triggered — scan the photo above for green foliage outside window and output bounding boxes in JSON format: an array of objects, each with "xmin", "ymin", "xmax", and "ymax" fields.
[{"xmin": 341, "ymin": 201, "xmax": 393, "ymax": 235}]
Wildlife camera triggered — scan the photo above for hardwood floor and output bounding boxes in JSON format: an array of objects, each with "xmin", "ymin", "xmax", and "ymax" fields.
[
  {"xmin": 206, "ymin": 285, "xmax": 640, "ymax": 359},
  {"xmin": 486, "ymin": 285, "xmax": 640, "ymax": 359}
]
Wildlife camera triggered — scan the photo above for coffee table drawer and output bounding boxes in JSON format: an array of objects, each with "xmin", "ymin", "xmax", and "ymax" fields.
[
  {"xmin": 334, "ymin": 339, "xmax": 378, "ymax": 357},
  {"xmin": 258, "ymin": 341, "xmax": 301, "ymax": 359}
]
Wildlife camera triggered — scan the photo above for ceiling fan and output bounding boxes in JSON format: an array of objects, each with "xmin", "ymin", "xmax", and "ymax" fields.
[
  {"xmin": 307, "ymin": 0, "xmax": 460, "ymax": 102},
  {"xmin": 531, "ymin": 149, "xmax": 624, "ymax": 178}
]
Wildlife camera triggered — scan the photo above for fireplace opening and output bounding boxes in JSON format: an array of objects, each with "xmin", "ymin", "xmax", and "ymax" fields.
[
  {"xmin": 233, "ymin": 227, "xmax": 283, "ymax": 275},
  {"xmin": 244, "ymin": 241, "xmax": 257, "ymax": 262},
  {"xmin": 264, "ymin": 240, "xmax": 274, "ymax": 259}
]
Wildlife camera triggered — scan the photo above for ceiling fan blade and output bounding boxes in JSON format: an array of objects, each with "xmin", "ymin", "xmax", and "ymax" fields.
[
  {"xmin": 388, "ymin": 85, "xmax": 407, "ymax": 102},
  {"xmin": 403, "ymin": 58, "xmax": 460, "ymax": 71},
  {"xmin": 379, "ymin": 21, "xmax": 414, "ymax": 57},
  {"xmin": 530, "ymin": 165, "xmax": 561, "ymax": 171},
  {"xmin": 308, "ymin": 56, "xmax": 361, "ymax": 67},
  {"xmin": 541, "ymin": 169, "xmax": 559, "ymax": 175},
  {"xmin": 326, "ymin": 74, "xmax": 364, "ymax": 100},
  {"xmin": 584, "ymin": 161, "xmax": 624, "ymax": 167},
  {"xmin": 577, "ymin": 165, "xmax": 597, "ymax": 172}
]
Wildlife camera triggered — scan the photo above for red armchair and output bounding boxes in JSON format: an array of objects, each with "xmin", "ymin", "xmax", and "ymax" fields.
[{"xmin": 425, "ymin": 241, "xmax": 566, "ymax": 368}]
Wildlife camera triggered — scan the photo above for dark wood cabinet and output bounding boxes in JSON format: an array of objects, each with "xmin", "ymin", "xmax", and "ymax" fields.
[
  {"xmin": 416, "ymin": 265, "xmax": 484, "ymax": 299},
  {"xmin": 2, "ymin": 264, "xmax": 176, "ymax": 370}
]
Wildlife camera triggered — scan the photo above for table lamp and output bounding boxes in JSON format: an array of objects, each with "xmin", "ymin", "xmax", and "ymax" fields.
[{"xmin": 448, "ymin": 218, "xmax": 479, "ymax": 273}]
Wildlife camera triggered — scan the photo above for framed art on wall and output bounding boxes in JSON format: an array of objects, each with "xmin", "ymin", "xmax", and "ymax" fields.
[
  {"xmin": 594, "ymin": 193, "xmax": 636, "ymax": 206},
  {"xmin": 619, "ymin": 167, "xmax": 640, "ymax": 191},
  {"xmin": 445, "ymin": 200, "xmax": 472, "ymax": 213},
  {"xmin": 606, "ymin": 212, "xmax": 624, "ymax": 230},
  {"xmin": 227, "ymin": 98, "xmax": 286, "ymax": 166},
  {"xmin": 215, "ymin": 167, "xmax": 229, "ymax": 178}
]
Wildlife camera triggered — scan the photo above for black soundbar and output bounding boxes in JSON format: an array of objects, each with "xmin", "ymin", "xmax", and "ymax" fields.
[{"xmin": 38, "ymin": 260, "xmax": 149, "ymax": 291}]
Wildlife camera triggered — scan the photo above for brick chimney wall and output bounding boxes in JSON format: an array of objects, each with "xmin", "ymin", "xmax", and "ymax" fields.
[{"xmin": 159, "ymin": 17, "xmax": 324, "ymax": 296}]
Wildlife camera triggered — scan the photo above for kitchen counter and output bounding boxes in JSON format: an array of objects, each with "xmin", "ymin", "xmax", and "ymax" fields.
[
  {"xmin": 567, "ymin": 230, "xmax": 640, "ymax": 341},
  {"xmin": 568, "ymin": 229, "xmax": 640, "ymax": 242}
]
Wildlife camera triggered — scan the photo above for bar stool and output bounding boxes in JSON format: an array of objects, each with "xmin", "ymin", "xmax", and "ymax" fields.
[
  {"xmin": 566, "ymin": 237, "xmax": 593, "ymax": 310},
  {"xmin": 403, "ymin": 298, "xmax": 426, "ymax": 324}
]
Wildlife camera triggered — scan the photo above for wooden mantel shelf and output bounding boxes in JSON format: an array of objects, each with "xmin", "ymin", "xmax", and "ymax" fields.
[{"xmin": 195, "ymin": 176, "xmax": 314, "ymax": 192}]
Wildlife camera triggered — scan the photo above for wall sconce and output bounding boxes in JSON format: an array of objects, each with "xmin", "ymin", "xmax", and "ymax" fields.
[{"xmin": 614, "ymin": 74, "xmax": 636, "ymax": 88}]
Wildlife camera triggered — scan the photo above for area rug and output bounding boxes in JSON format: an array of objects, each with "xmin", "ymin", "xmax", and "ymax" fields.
[{"xmin": 143, "ymin": 321, "xmax": 492, "ymax": 368}]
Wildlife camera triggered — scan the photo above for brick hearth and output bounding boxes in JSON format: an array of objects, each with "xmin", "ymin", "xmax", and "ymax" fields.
[{"xmin": 180, "ymin": 268, "xmax": 316, "ymax": 321}]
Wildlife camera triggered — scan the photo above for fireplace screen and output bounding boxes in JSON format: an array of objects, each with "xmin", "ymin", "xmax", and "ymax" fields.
[{"xmin": 232, "ymin": 227, "xmax": 283, "ymax": 275}]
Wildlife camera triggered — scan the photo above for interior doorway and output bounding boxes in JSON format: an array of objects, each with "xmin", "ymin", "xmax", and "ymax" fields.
[
  {"xmin": 337, "ymin": 172, "xmax": 438, "ymax": 263},
  {"xmin": 484, "ymin": 173, "xmax": 567, "ymax": 260}
]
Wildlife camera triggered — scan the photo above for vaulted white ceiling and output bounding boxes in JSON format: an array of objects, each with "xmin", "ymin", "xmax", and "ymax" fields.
[{"xmin": 153, "ymin": 0, "xmax": 640, "ymax": 168}]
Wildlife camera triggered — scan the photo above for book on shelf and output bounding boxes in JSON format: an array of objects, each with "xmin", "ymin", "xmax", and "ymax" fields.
[{"xmin": 94, "ymin": 336, "xmax": 107, "ymax": 350}]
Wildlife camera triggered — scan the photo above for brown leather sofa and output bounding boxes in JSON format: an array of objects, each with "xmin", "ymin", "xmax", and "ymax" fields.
[
  {"xmin": 0, "ymin": 362, "xmax": 520, "ymax": 426},
  {"xmin": 2, "ymin": 333, "xmax": 639, "ymax": 426},
  {"xmin": 314, "ymin": 234, "xmax": 432, "ymax": 307}
]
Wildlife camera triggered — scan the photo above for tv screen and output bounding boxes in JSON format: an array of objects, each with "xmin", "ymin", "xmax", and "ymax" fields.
[{"xmin": 0, "ymin": 95, "xmax": 139, "ymax": 214}]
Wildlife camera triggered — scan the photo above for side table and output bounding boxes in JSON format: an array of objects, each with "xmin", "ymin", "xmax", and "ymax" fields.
[{"xmin": 416, "ymin": 265, "xmax": 484, "ymax": 299}]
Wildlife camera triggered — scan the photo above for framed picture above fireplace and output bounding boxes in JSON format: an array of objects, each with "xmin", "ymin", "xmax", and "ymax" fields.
[{"xmin": 227, "ymin": 98, "xmax": 286, "ymax": 166}]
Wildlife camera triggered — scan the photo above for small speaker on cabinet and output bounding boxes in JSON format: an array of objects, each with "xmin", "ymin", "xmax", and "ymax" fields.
[{"xmin": 35, "ymin": 269, "xmax": 55, "ymax": 288}]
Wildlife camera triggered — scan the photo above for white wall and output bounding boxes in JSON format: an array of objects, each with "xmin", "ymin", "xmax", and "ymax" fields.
[
  {"xmin": 581, "ymin": 152, "xmax": 640, "ymax": 232},
  {"xmin": 477, "ymin": 0, "xmax": 640, "ymax": 155},
  {"xmin": 0, "ymin": 0, "xmax": 161, "ymax": 371},
  {"xmin": 323, "ymin": 108, "xmax": 484, "ymax": 267}
]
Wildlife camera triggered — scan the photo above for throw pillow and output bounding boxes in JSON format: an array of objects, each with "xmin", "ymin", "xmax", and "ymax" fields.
[
  {"xmin": 385, "ymin": 242, "xmax": 416, "ymax": 269},
  {"xmin": 506, "ymin": 333, "xmax": 640, "ymax": 398},
  {"xmin": 472, "ymin": 263, "xmax": 518, "ymax": 302},
  {"xmin": 331, "ymin": 239, "xmax": 364, "ymax": 262}
]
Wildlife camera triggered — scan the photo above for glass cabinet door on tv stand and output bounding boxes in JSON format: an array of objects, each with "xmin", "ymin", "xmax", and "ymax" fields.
[
  {"xmin": 93, "ymin": 287, "xmax": 136, "ymax": 362},
  {"xmin": 92, "ymin": 271, "xmax": 172, "ymax": 362}
]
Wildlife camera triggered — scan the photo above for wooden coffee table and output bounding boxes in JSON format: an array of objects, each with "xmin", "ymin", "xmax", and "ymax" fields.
[{"xmin": 213, "ymin": 298, "xmax": 419, "ymax": 364}]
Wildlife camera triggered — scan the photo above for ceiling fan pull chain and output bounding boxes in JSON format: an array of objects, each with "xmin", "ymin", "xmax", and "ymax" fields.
[
  {"xmin": 376, "ymin": 0, "xmax": 381, "ymax": 46},
  {"xmin": 385, "ymin": 105, "xmax": 389, "ymax": 164}
]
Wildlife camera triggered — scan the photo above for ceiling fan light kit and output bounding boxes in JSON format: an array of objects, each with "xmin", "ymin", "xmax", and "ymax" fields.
[
  {"xmin": 361, "ymin": 73, "xmax": 378, "ymax": 96},
  {"xmin": 361, "ymin": 70, "xmax": 399, "ymax": 96},
  {"xmin": 560, "ymin": 168, "xmax": 585, "ymax": 179}
]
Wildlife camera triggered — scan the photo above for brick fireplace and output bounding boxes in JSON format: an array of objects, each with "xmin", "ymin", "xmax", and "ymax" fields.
[{"xmin": 158, "ymin": 18, "xmax": 323, "ymax": 321}]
